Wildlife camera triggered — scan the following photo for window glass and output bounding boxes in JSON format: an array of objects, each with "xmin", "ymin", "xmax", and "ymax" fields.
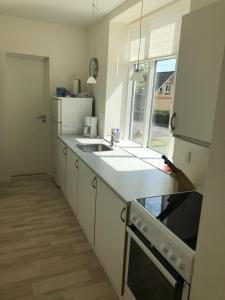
[
  {"xmin": 148, "ymin": 59, "xmax": 176, "ymax": 155},
  {"xmin": 129, "ymin": 63, "xmax": 149, "ymax": 144}
]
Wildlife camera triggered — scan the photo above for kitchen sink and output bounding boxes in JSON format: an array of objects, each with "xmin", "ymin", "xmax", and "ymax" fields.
[{"xmin": 77, "ymin": 143, "xmax": 112, "ymax": 152}]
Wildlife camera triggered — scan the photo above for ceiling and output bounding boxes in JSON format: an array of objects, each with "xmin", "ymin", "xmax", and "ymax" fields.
[{"xmin": 0, "ymin": 0, "xmax": 127, "ymax": 27}]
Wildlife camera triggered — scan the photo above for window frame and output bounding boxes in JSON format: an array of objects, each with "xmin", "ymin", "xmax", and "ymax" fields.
[{"xmin": 127, "ymin": 54, "xmax": 178, "ymax": 154}]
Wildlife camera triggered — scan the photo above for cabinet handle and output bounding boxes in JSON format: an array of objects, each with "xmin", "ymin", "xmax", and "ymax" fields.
[
  {"xmin": 75, "ymin": 159, "xmax": 79, "ymax": 169},
  {"xmin": 62, "ymin": 146, "xmax": 67, "ymax": 156},
  {"xmin": 170, "ymin": 112, "xmax": 176, "ymax": 131},
  {"xmin": 120, "ymin": 207, "xmax": 126, "ymax": 223},
  {"xmin": 92, "ymin": 177, "xmax": 97, "ymax": 189}
]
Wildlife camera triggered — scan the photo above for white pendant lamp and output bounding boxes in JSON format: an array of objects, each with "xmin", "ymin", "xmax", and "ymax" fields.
[
  {"xmin": 87, "ymin": 76, "xmax": 96, "ymax": 84},
  {"xmin": 130, "ymin": 68, "xmax": 144, "ymax": 82},
  {"xmin": 130, "ymin": 0, "xmax": 144, "ymax": 82},
  {"xmin": 87, "ymin": 2, "xmax": 98, "ymax": 84}
]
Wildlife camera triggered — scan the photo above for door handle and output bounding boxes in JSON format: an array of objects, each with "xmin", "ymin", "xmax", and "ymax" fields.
[
  {"xmin": 170, "ymin": 112, "xmax": 176, "ymax": 131},
  {"xmin": 75, "ymin": 159, "xmax": 79, "ymax": 169},
  {"xmin": 91, "ymin": 177, "xmax": 97, "ymax": 189},
  {"xmin": 120, "ymin": 207, "xmax": 126, "ymax": 223},
  {"xmin": 37, "ymin": 115, "xmax": 46, "ymax": 123},
  {"xmin": 62, "ymin": 146, "xmax": 67, "ymax": 156}
]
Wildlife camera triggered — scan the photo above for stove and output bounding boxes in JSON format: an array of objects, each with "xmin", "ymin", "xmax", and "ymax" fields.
[
  {"xmin": 128, "ymin": 191, "xmax": 203, "ymax": 285},
  {"xmin": 136, "ymin": 191, "xmax": 202, "ymax": 251}
]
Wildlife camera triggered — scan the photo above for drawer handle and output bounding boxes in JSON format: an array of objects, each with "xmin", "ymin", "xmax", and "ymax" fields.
[
  {"xmin": 63, "ymin": 146, "xmax": 67, "ymax": 156},
  {"xmin": 75, "ymin": 159, "xmax": 79, "ymax": 169},
  {"xmin": 92, "ymin": 177, "xmax": 97, "ymax": 189},
  {"xmin": 120, "ymin": 207, "xmax": 126, "ymax": 223},
  {"xmin": 170, "ymin": 112, "xmax": 176, "ymax": 131}
]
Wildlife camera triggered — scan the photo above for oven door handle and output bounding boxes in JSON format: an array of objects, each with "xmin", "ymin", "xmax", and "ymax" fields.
[{"xmin": 127, "ymin": 227, "xmax": 178, "ymax": 288}]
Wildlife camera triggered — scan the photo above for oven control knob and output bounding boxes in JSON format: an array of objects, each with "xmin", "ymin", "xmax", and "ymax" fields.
[
  {"xmin": 141, "ymin": 224, "xmax": 147, "ymax": 233},
  {"xmin": 176, "ymin": 259, "xmax": 185, "ymax": 271},
  {"xmin": 137, "ymin": 219, "xmax": 143, "ymax": 227},
  {"xmin": 131, "ymin": 215, "xmax": 137, "ymax": 223},
  {"xmin": 168, "ymin": 250, "xmax": 176, "ymax": 262},
  {"xmin": 161, "ymin": 243, "xmax": 169, "ymax": 254}
]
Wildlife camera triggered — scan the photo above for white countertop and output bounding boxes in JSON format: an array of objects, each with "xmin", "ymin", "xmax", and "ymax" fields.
[{"xmin": 59, "ymin": 135, "xmax": 176, "ymax": 203}]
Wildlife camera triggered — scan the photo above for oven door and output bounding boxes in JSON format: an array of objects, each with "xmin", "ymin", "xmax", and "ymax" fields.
[{"xmin": 125, "ymin": 226, "xmax": 190, "ymax": 300}]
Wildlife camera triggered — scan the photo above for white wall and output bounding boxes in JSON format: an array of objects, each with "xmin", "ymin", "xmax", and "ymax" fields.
[
  {"xmin": 0, "ymin": 15, "xmax": 88, "ymax": 180},
  {"xmin": 87, "ymin": 0, "xmax": 140, "ymax": 137},
  {"xmin": 87, "ymin": 18, "xmax": 109, "ymax": 136},
  {"xmin": 190, "ymin": 0, "xmax": 221, "ymax": 11},
  {"xmin": 173, "ymin": 140, "xmax": 209, "ymax": 189},
  {"xmin": 88, "ymin": 20, "xmax": 130, "ymax": 138},
  {"xmin": 190, "ymin": 49, "xmax": 225, "ymax": 300},
  {"xmin": 104, "ymin": 22, "xmax": 130, "ymax": 137}
]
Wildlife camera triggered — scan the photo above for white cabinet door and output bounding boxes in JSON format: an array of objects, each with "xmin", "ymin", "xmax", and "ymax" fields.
[
  {"xmin": 173, "ymin": 2, "xmax": 225, "ymax": 144},
  {"xmin": 66, "ymin": 148, "xmax": 79, "ymax": 215},
  {"xmin": 57, "ymin": 139, "xmax": 67, "ymax": 195},
  {"xmin": 77, "ymin": 160, "xmax": 96, "ymax": 246},
  {"xmin": 94, "ymin": 178, "xmax": 127, "ymax": 296}
]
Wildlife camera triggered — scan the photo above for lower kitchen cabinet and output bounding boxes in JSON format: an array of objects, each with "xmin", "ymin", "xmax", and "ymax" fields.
[
  {"xmin": 77, "ymin": 160, "xmax": 97, "ymax": 246},
  {"xmin": 57, "ymin": 141, "xmax": 127, "ymax": 295},
  {"xmin": 66, "ymin": 148, "xmax": 79, "ymax": 215},
  {"xmin": 57, "ymin": 139, "xmax": 67, "ymax": 196},
  {"xmin": 94, "ymin": 178, "xmax": 127, "ymax": 296}
]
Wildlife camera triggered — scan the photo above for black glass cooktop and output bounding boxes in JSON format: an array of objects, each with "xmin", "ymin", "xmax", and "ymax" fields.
[{"xmin": 136, "ymin": 191, "xmax": 203, "ymax": 250}]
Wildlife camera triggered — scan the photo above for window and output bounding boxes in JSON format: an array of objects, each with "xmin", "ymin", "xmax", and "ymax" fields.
[
  {"xmin": 127, "ymin": 0, "xmax": 190, "ymax": 157},
  {"xmin": 165, "ymin": 84, "xmax": 172, "ymax": 94},
  {"xmin": 129, "ymin": 58, "xmax": 176, "ymax": 156},
  {"xmin": 148, "ymin": 58, "xmax": 176, "ymax": 155},
  {"xmin": 129, "ymin": 63, "xmax": 149, "ymax": 145}
]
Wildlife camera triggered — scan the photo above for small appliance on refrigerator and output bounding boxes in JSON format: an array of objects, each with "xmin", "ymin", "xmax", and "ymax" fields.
[{"xmin": 52, "ymin": 97, "xmax": 93, "ymax": 184}]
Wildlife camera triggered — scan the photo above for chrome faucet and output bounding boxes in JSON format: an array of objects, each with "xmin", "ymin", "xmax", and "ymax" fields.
[
  {"xmin": 110, "ymin": 130, "xmax": 116, "ymax": 147},
  {"xmin": 110, "ymin": 128, "xmax": 120, "ymax": 147}
]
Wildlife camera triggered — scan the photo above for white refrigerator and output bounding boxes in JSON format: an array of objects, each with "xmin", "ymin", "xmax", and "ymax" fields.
[{"xmin": 52, "ymin": 97, "xmax": 93, "ymax": 183}]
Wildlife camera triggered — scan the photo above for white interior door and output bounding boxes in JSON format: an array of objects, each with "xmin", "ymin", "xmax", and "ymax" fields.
[{"xmin": 7, "ymin": 54, "xmax": 47, "ymax": 176}]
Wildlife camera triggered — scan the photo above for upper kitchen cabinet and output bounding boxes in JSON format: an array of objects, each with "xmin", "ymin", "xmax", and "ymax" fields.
[{"xmin": 172, "ymin": 1, "xmax": 225, "ymax": 146}]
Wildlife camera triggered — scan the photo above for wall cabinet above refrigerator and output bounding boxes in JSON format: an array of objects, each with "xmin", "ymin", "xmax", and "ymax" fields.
[{"xmin": 172, "ymin": 1, "xmax": 225, "ymax": 147}]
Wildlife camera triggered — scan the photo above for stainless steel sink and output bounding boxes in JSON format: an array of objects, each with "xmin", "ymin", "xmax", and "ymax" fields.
[{"xmin": 77, "ymin": 143, "xmax": 112, "ymax": 152}]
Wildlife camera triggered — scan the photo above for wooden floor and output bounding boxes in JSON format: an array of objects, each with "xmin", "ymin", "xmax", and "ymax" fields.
[{"xmin": 0, "ymin": 175, "xmax": 118, "ymax": 300}]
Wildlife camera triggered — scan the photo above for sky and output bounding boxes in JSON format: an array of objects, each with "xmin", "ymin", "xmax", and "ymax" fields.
[{"xmin": 156, "ymin": 58, "xmax": 176, "ymax": 72}]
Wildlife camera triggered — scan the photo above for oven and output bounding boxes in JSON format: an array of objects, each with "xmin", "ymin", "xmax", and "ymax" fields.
[{"xmin": 124, "ymin": 225, "xmax": 190, "ymax": 300}]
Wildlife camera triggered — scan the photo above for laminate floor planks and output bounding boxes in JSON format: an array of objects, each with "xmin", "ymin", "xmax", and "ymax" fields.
[{"xmin": 0, "ymin": 175, "xmax": 118, "ymax": 300}]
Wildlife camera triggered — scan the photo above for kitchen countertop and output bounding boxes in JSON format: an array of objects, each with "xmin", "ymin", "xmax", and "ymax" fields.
[{"xmin": 59, "ymin": 135, "xmax": 176, "ymax": 203}]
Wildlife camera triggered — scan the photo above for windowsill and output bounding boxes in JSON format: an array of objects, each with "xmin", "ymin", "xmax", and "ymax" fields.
[{"xmin": 104, "ymin": 136, "xmax": 169, "ymax": 173}]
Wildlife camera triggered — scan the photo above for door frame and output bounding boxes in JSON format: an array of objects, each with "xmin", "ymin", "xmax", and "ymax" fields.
[{"xmin": 5, "ymin": 52, "xmax": 50, "ymax": 176}]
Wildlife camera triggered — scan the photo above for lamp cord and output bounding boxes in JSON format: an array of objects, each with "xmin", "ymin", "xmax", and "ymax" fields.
[
  {"xmin": 92, "ymin": 2, "xmax": 95, "ymax": 57},
  {"xmin": 91, "ymin": 1, "xmax": 99, "ymax": 58},
  {"xmin": 137, "ymin": 0, "xmax": 144, "ymax": 71}
]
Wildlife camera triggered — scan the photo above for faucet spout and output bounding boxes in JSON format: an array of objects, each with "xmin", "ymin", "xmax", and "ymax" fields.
[
  {"xmin": 110, "ymin": 136, "xmax": 115, "ymax": 147},
  {"xmin": 110, "ymin": 128, "xmax": 117, "ymax": 147}
]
